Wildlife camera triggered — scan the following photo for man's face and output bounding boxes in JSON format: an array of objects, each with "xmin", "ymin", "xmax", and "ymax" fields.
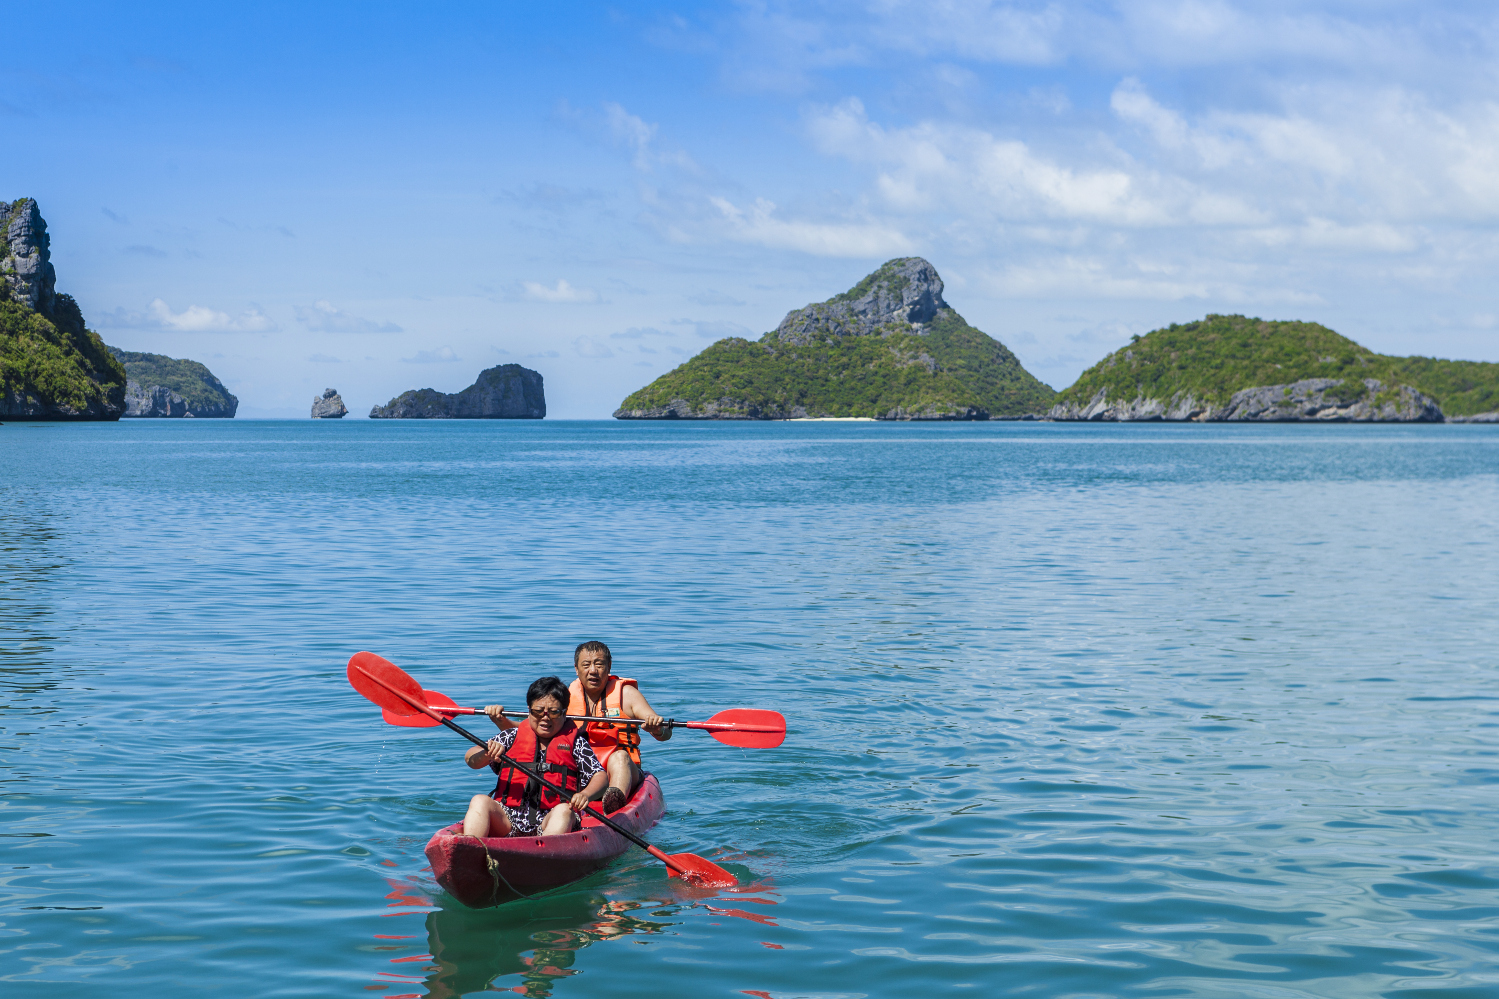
[{"xmin": 575, "ymin": 650, "xmax": 611, "ymax": 691}]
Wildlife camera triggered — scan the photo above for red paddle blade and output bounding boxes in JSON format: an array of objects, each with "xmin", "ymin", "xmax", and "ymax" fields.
[
  {"xmin": 703, "ymin": 709, "xmax": 786, "ymax": 749},
  {"xmin": 382, "ymin": 689, "xmax": 459, "ymax": 728},
  {"xmin": 347, "ymin": 652, "xmax": 424, "ymax": 716},
  {"xmin": 665, "ymin": 852, "xmax": 738, "ymax": 887}
]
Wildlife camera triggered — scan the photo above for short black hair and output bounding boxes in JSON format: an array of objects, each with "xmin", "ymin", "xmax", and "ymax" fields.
[
  {"xmin": 527, "ymin": 675, "xmax": 570, "ymax": 708},
  {"xmin": 574, "ymin": 640, "xmax": 612, "ymax": 668}
]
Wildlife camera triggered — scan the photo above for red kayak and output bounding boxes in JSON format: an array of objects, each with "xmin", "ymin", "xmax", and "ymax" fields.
[{"xmin": 424, "ymin": 774, "xmax": 667, "ymax": 908}]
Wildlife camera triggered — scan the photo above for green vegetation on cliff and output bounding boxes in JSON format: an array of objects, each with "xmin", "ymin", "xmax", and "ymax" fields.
[
  {"xmin": 1055, "ymin": 314, "xmax": 1499, "ymax": 418},
  {"xmin": 110, "ymin": 348, "xmax": 238, "ymax": 412},
  {"xmin": 618, "ymin": 330, "xmax": 1007, "ymax": 418},
  {"xmin": 1, "ymin": 299, "xmax": 126, "ymax": 417},
  {"xmin": 616, "ymin": 258, "xmax": 1054, "ymax": 419}
]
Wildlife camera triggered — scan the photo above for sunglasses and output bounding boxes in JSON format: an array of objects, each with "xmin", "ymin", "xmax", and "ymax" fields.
[{"xmin": 529, "ymin": 706, "xmax": 565, "ymax": 719}]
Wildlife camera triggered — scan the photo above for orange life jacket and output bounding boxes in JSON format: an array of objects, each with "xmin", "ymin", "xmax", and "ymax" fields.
[
  {"xmin": 567, "ymin": 676, "xmax": 642, "ymax": 766},
  {"xmin": 490, "ymin": 720, "xmax": 582, "ymax": 811}
]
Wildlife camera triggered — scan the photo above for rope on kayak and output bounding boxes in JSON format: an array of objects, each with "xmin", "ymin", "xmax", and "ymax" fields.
[{"xmin": 486, "ymin": 851, "xmax": 538, "ymax": 902}]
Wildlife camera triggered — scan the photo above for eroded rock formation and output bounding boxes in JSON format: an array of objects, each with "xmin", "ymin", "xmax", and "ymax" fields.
[{"xmin": 312, "ymin": 388, "xmax": 348, "ymax": 418}]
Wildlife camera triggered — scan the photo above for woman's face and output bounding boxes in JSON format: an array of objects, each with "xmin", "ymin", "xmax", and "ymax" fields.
[{"xmin": 528, "ymin": 695, "xmax": 566, "ymax": 739}]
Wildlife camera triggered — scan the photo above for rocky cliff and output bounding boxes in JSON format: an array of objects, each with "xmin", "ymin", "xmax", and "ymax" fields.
[
  {"xmin": 1049, "ymin": 314, "xmax": 1497, "ymax": 422},
  {"xmin": 110, "ymin": 349, "xmax": 238, "ymax": 418},
  {"xmin": 311, "ymin": 388, "xmax": 348, "ymax": 419},
  {"xmin": 614, "ymin": 258, "xmax": 1054, "ymax": 420},
  {"xmin": 0, "ymin": 199, "xmax": 126, "ymax": 420},
  {"xmin": 369, "ymin": 364, "xmax": 545, "ymax": 419}
]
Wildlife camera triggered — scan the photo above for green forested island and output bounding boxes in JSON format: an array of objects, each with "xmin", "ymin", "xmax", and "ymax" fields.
[
  {"xmin": 615, "ymin": 258, "xmax": 1055, "ymax": 420},
  {"xmin": 0, "ymin": 199, "xmax": 126, "ymax": 420},
  {"xmin": 1051, "ymin": 314, "xmax": 1499, "ymax": 422},
  {"xmin": 110, "ymin": 348, "xmax": 239, "ymax": 418}
]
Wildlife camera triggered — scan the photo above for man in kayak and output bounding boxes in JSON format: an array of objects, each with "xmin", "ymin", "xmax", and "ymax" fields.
[
  {"xmin": 461, "ymin": 676, "xmax": 609, "ymax": 838},
  {"xmin": 567, "ymin": 640, "xmax": 671, "ymax": 814}
]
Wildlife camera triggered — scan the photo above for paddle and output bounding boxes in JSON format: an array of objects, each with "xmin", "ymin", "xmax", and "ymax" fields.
[
  {"xmin": 380, "ymin": 693, "xmax": 785, "ymax": 749},
  {"xmin": 346, "ymin": 652, "xmax": 737, "ymax": 887}
]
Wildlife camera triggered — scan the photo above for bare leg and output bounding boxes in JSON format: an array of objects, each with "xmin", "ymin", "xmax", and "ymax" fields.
[
  {"xmin": 539, "ymin": 803, "xmax": 578, "ymax": 836},
  {"xmin": 605, "ymin": 752, "xmax": 643, "ymax": 797},
  {"xmin": 463, "ymin": 795, "xmax": 511, "ymax": 838}
]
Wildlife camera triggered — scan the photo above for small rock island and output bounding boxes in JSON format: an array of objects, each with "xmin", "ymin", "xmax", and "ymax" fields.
[
  {"xmin": 370, "ymin": 363, "xmax": 545, "ymax": 419},
  {"xmin": 311, "ymin": 388, "xmax": 348, "ymax": 419}
]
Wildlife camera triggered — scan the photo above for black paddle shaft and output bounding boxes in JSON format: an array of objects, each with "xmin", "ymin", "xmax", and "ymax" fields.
[{"xmin": 434, "ymin": 713, "xmax": 657, "ymax": 853}]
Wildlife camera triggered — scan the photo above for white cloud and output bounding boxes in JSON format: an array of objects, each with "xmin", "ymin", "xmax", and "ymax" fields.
[
  {"xmin": 670, "ymin": 318, "xmax": 757, "ymax": 339},
  {"xmin": 710, "ymin": 195, "xmax": 912, "ymax": 257},
  {"xmin": 402, "ymin": 346, "xmax": 461, "ymax": 364},
  {"xmin": 808, "ymin": 97, "xmax": 1213, "ymax": 227},
  {"xmin": 296, "ymin": 300, "xmax": 402, "ymax": 333},
  {"xmin": 572, "ymin": 335, "xmax": 614, "ymax": 358},
  {"xmin": 605, "ymin": 102, "xmax": 699, "ymax": 172},
  {"xmin": 522, "ymin": 279, "xmax": 600, "ymax": 303},
  {"xmin": 100, "ymin": 298, "xmax": 277, "ymax": 332},
  {"xmin": 610, "ymin": 327, "xmax": 675, "ymax": 339}
]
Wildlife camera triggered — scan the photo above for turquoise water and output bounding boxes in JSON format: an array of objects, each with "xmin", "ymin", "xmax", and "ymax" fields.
[{"xmin": 3, "ymin": 420, "xmax": 1498, "ymax": 998}]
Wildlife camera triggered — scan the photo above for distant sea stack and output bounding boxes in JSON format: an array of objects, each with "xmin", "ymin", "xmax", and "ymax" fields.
[
  {"xmin": 311, "ymin": 388, "xmax": 348, "ymax": 418},
  {"xmin": 1049, "ymin": 314, "xmax": 1499, "ymax": 422},
  {"xmin": 0, "ymin": 198, "xmax": 126, "ymax": 420},
  {"xmin": 370, "ymin": 363, "xmax": 545, "ymax": 418},
  {"xmin": 110, "ymin": 348, "xmax": 239, "ymax": 418},
  {"xmin": 614, "ymin": 257, "xmax": 1054, "ymax": 420}
]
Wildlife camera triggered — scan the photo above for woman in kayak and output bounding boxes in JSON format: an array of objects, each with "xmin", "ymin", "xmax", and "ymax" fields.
[
  {"xmin": 567, "ymin": 640, "xmax": 671, "ymax": 814},
  {"xmin": 461, "ymin": 676, "xmax": 608, "ymax": 838}
]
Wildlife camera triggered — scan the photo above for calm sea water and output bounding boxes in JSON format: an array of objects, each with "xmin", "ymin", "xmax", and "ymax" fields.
[{"xmin": 2, "ymin": 420, "xmax": 1497, "ymax": 998}]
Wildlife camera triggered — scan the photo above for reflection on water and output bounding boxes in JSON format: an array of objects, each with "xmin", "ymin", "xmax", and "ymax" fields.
[{"xmin": 379, "ymin": 891, "xmax": 678, "ymax": 998}]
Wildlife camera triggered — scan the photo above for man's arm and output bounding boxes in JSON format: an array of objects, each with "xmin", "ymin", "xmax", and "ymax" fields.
[{"xmin": 622, "ymin": 685, "xmax": 672, "ymax": 741}]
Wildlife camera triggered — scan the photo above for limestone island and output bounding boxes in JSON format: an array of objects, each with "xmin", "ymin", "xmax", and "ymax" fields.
[
  {"xmin": 312, "ymin": 388, "xmax": 348, "ymax": 418},
  {"xmin": 1049, "ymin": 314, "xmax": 1499, "ymax": 422},
  {"xmin": 614, "ymin": 258, "xmax": 1055, "ymax": 420},
  {"xmin": 370, "ymin": 363, "xmax": 545, "ymax": 418},
  {"xmin": 0, "ymin": 198, "xmax": 126, "ymax": 420},
  {"xmin": 111, "ymin": 348, "xmax": 239, "ymax": 418}
]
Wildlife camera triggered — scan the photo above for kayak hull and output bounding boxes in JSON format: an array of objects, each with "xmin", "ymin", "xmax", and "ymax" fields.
[{"xmin": 424, "ymin": 773, "xmax": 666, "ymax": 908}]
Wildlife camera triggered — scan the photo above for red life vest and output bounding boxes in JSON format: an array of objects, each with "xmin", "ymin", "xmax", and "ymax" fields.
[
  {"xmin": 490, "ymin": 720, "xmax": 582, "ymax": 811},
  {"xmin": 567, "ymin": 676, "xmax": 641, "ymax": 766}
]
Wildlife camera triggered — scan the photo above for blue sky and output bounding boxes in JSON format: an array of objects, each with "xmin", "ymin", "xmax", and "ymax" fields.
[{"xmin": 10, "ymin": 1, "xmax": 1499, "ymax": 417}]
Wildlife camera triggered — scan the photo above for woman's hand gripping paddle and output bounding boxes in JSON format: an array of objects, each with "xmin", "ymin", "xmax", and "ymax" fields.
[
  {"xmin": 347, "ymin": 652, "xmax": 737, "ymax": 888},
  {"xmin": 381, "ymin": 693, "xmax": 786, "ymax": 749}
]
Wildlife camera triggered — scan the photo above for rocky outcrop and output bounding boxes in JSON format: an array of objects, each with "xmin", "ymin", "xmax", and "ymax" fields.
[
  {"xmin": 0, "ymin": 199, "xmax": 126, "ymax": 420},
  {"xmin": 1048, "ymin": 389, "xmax": 1212, "ymax": 422},
  {"xmin": 1218, "ymin": 378, "xmax": 1441, "ymax": 422},
  {"xmin": 125, "ymin": 383, "xmax": 189, "ymax": 417},
  {"xmin": 1, "ymin": 199, "xmax": 57, "ymax": 316},
  {"xmin": 773, "ymin": 257, "xmax": 947, "ymax": 346},
  {"xmin": 111, "ymin": 349, "xmax": 237, "ymax": 417},
  {"xmin": 1049, "ymin": 378, "xmax": 1443, "ymax": 422},
  {"xmin": 613, "ymin": 396, "xmax": 993, "ymax": 420},
  {"xmin": 1447, "ymin": 411, "xmax": 1499, "ymax": 423},
  {"xmin": 311, "ymin": 388, "xmax": 348, "ymax": 419},
  {"xmin": 370, "ymin": 363, "xmax": 544, "ymax": 418},
  {"xmin": 613, "ymin": 397, "xmax": 762, "ymax": 420}
]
